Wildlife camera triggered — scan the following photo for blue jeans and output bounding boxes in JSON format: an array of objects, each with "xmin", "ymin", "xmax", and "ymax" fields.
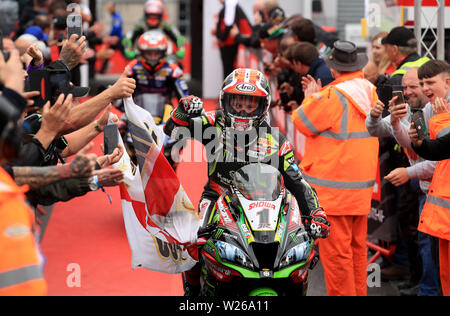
[{"xmin": 418, "ymin": 192, "xmax": 440, "ymax": 296}]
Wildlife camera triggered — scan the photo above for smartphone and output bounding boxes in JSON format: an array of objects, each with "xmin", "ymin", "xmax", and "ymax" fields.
[
  {"xmin": 68, "ymin": 25, "xmax": 82, "ymax": 40},
  {"xmin": 67, "ymin": 11, "xmax": 82, "ymax": 39},
  {"xmin": 104, "ymin": 124, "xmax": 119, "ymax": 155},
  {"xmin": 392, "ymin": 90, "xmax": 405, "ymax": 106},
  {"xmin": 411, "ymin": 109, "xmax": 428, "ymax": 141}
]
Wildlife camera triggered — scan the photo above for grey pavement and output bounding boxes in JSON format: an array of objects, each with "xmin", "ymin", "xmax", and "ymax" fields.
[{"xmin": 307, "ymin": 259, "xmax": 400, "ymax": 296}]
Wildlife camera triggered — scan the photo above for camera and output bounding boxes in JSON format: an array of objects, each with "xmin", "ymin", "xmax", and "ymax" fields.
[
  {"xmin": 27, "ymin": 61, "xmax": 89, "ymax": 108},
  {"xmin": 392, "ymin": 90, "xmax": 405, "ymax": 106}
]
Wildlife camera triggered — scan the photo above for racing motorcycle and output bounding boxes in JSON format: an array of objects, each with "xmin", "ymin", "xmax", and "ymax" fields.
[
  {"xmin": 117, "ymin": 93, "xmax": 180, "ymax": 170},
  {"xmin": 198, "ymin": 163, "xmax": 319, "ymax": 296}
]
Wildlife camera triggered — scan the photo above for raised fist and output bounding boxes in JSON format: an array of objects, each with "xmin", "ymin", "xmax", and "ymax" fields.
[{"xmin": 179, "ymin": 96, "xmax": 204, "ymax": 116}]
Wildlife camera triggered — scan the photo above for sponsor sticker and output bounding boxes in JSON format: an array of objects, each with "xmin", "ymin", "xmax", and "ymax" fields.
[{"xmin": 235, "ymin": 83, "xmax": 257, "ymax": 93}]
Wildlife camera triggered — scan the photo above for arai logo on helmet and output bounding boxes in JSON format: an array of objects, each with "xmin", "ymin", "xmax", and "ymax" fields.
[{"xmin": 236, "ymin": 83, "xmax": 257, "ymax": 93}]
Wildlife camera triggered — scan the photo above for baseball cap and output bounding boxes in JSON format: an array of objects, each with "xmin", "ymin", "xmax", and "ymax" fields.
[
  {"xmin": 24, "ymin": 26, "xmax": 49, "ymax": 42},
  {"xmin": 382, "ymin": 26, "xmax": 415, "ymax": 46}
]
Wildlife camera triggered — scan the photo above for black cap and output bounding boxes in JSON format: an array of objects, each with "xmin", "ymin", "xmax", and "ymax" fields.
[{"xmin": 382, "ymin": 26, "xmax": 415, "ymax": 46}]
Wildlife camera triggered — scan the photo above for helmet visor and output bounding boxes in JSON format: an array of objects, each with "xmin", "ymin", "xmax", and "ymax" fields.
[{"xmin": 223, "ymin": 93, "xmax": 267, "ymax": 119}]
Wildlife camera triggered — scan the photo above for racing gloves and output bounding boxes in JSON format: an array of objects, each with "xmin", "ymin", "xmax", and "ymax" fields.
[
  {"xmin": 167, "ymin": 96, "xmax": 204, "ymax": 130},
  {"xmin": 306, "ymin": 207, "xmax": 330, "ymax": 239},
  {"xmin": 179, "ymin": 96, "xmax": 204, "ymax": 115}
]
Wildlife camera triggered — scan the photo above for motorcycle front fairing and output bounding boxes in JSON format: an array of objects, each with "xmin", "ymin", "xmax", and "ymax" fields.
[{"xmin": 200, "ymin": 164, "xmax": 316, "ymax": 295}]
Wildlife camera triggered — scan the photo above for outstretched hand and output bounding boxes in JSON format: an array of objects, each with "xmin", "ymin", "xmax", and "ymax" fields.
[
  {"xmin": 71, "ymin": 143, "xmax": 97, "ymax": 178},
  {"xmin": 59, "ymin": 34, "xmax": 87, "ymax": 70},
  {"xmin": 108, "ymin": 68, "xmax": 136, "ymax": 100},
  {"xmin": 94, "ymin": 168, "xmax": 124, "ymax": 187},
  {"xmin": 97, "ymin": 143, "xmax": 125, "ymax": 168}
]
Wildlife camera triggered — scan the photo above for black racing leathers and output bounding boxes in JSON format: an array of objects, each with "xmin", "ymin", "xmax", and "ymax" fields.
[{"xmin": 164, "ymin": 109, "xmax": 320, "ymax": 221}]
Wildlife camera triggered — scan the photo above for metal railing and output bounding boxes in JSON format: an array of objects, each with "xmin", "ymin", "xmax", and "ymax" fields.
[{"xmin": 414, "ymin": 0, "xmax": 446, "ymax": 60}]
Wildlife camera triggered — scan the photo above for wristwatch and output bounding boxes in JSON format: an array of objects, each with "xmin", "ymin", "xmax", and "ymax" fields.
[{"xmin": 88, "ymin": 175, "xmax": 99, "ymax": 191}]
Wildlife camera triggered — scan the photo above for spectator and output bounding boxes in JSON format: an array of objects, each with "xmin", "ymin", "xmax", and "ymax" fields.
[
  {"xmin": 259, "ymin": 22, "xmax": 286, "ymax": 56},
  {"xmin": 410, "ymin": 60, "xmax": 450, "ymax": 296},
  {"xmin": 292, "ymin": 40, "xmax": 378, "ymax": 296},
  {"xmin": 286, "ymin": 41, "xmax": 334, "ymax": 86},
  {"xmin": 371, "ymin": 32, "xmax": 395, "ymax": 76},
  {"xmin": 366, "ymin": 67, "xmax": 440, "ymax": 296},
  {"xmin": 26, "ymin": 14, "xmax": 51, "ymax": 40},
  {"xmin": 372, "ymin": 26, "xmax": 429, "ymax": 284},
  {"xmin": 289, "ymin": 17, "xmax": 315, "ymax": 44},
  {"xmin": 106, "ymin": 2, "xmax": 123, "ymax": 41},
  {"xmin": 0, "ymin": 46, "xmax": 89, "ymax": 296},
  {"xmin": 11, "ymin": 0, "xmax": 49, "ymax": 40},
  {"xmin": 214, "ymin": 0, "xmax": 252, "ymax": 79},
  {"xmin": 231, "ymin": 0, "xmax": 266, "ymax": 50},
  {"xmin": 281, "ymin": 41, "xmax": 333, "ymax": 111},
  {"xmin": 289, "ymin": 17, "xmax": 337, "ymax": 57},
  {"xmin": 274, "ymin": 35, "xmax": 304, "ymax": 112},
  {"xmin": 0, "ymin": 0, "xmax": 19, "ymax": 36},
  {"xmin": 380, "ymin": 26, "xmax": 430, "ymax": 106},
  {"xmin": 0, "ymin": 97, "xmax": 47, "ymax": 295}
]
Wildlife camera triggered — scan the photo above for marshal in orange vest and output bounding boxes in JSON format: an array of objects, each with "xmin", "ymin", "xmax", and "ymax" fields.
[
  {"xmin": 0, "ymin": 167, "xmax": 47, "ymax": 296},
  {"xmin": 419, "ymin": 112, "xmax": 450, "ymax": 240}
]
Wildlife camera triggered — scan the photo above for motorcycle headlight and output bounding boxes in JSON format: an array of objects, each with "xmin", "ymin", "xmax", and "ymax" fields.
[
  {"xmin": 215, "ymin": 241, "xmax": 254, "ymax": 270},
  {"xmin": 279, "ymin": 241, "xmax": 311, "ymax": 269}
]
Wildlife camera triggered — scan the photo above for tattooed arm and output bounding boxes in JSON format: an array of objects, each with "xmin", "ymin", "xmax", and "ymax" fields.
[
  {"xmin": 12, "ymin": 154, "xmax": 96, "ymax": 189},
  {"xmin": 58, "ymin": 34, "xmax": 87, "ymax": 71}
]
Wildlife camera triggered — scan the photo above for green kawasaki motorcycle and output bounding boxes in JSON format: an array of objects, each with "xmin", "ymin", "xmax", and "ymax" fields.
[{"xmin": 199, "ymin": 164, "xmax": 319, "ymax": 296}]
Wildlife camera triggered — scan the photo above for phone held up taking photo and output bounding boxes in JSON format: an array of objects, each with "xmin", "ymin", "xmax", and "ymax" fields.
[
  {"xmin": 392, "ymin": 90, "xmax": 405, "ymax": 106},
  {"xmin": 67, "ymin": 5, "xmax": 83, "ymax": 39},
  {"xmin": 411, "ymin": 108, "xmax": 428, "ymax": 141}
]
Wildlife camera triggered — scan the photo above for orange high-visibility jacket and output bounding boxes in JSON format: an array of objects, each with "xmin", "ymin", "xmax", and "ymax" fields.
[
  {"xmin": 292, "ymin": 71, "xmax": 379, "ymax": 215},
  {"xmin": 419, "ymin": 113, "xmax": 450, "ymax": 241},
  {"xmin": 0, "ymin": 168, "xmax": 47, "ymax": 296}
]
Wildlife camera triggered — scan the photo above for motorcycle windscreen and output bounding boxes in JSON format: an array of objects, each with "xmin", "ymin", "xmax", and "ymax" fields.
[
  {"xmin": 233, "ymin": 164, "xmax": 283, "ymax": 201},
  {"xmin": 135, "ymin": 93, "xmax": 166, "ymax": 120}
]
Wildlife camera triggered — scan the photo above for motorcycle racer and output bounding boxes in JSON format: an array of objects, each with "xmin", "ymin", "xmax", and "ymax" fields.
[
  {"xmin": 123, "ymin": 30, "xmax": 189, "ymax": 169},
  {"xmin": 164, "ymin": 68, "xmax": 330, "ymax": 295},
  {"xmin": 122, "ymin": 0, "xmax": 186, "ymax": 62},
  {"xmin": 125, "ymin": 30, "xmax": 189, "ymax": 121}
]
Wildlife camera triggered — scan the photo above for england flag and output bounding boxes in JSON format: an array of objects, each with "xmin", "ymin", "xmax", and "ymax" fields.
[{"xmin": 113, "ymin": 97, "xmax": 199, "ymax": 274}]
